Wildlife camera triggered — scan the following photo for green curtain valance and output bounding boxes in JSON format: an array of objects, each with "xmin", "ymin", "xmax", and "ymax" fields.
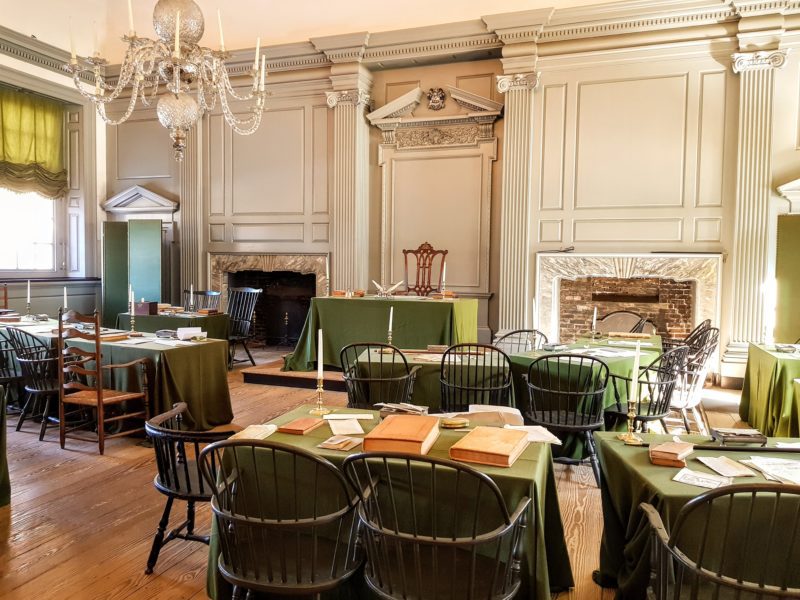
[{"xmin": 0, "ymin": 87, "xmax": 67, "ymax": 199}]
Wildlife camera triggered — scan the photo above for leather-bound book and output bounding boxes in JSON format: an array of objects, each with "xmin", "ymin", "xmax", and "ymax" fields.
[
  {"xmin": 277, "ymin": 417, "xmax": 325, "ymax": 435},
  {"xmin": 363, "ymin": 414, "xmax": 440, "ymax": 455},
  {"xmin": 649, "ymin": 441, "xmax": 694, "ymax": 467},
  {"xmin": 449, "ymin": 426, "xmax": 529, "ymax": 468}
]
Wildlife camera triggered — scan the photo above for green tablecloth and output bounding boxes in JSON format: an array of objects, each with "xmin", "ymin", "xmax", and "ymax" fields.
[
  {"xmin": 595, "ymin": 432, "xmax": 800, "ymax": 599},
  {"xmin": 740, "ymin": 343, "xmax": 800, "ymax": 436},
  {"xmin": 66, "ymin": 336, "xmax": 232, "ymax": 430},
  {"xmin": 0, "ymin": 387, "xmax": 8, "ymax": 507},
  {"xmin": 283, "ymin": 296, "xmax": 478, "ymax": 372},
  {"xmin": 208, "ymin": 405, "xmax": 574, "ymax": 600},
  {"xmin": 116, "ymin": 313, "xmax": 230, "ymax": 340},
  {"xmin": 509, "ymin": 338, "xmax": 661, "ymax": 459}
]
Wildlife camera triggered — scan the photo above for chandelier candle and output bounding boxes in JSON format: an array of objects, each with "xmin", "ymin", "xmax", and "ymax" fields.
[
  {"xmin": 63, "ymin": 287, "xmax": 67, "ymax": 310},
  {"xmin": 217, "ymin": 9, "xmax": 225, "ymax": 51},
  {"xmin": 253, "ymin": 37, "xmax": 260, "ymax": 71},
  {"xmin": 127, "ymin": 0, "xmax": 135, "ymax": 35}
]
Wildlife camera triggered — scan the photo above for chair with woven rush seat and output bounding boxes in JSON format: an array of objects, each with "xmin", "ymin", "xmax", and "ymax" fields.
[
  {"xmin": 226, "ymin": 287, "xmax": 262, "ymax": 368},
  {"xmin": 606, "ymin": 345, "xmax": 689, "ymax": 434},
  {"xmin": 343, "ymin": 452, "xmax": 531, "ymax": 600},
  {"xmin": 524, "ymin": 354, "xmax": 610, "ymax": 486},
  {"xmin": 57, "ymin": 309, "xmax": 152, "ymax": 454},
  {"xmin": 494, "ymin": 329, "xmax": 548, "ymax": 354},
  {"xmin": 144, "ymin": 402, "xmax": 238, "ymax": 575},
  {"xmin": 183, "ymin": 289, "xmax": 221, "ymax": 311},
  {"xmin": 199, "ymin": 439, "xmax": 363, "ymax": 599},
  {"xmin": 641, "ymin": 483, "xmax": 800, "ymax": 600},
  {"xmin": 340, "ymin": 343, "xmax": 421, "ymax": 410},
  {"xmin": 440, "ymin": 343, "xmax": 513, "ymax": 413},
  {"xmin": 402, "ymin": 241, "xmax": 448, "ymax": 296}
]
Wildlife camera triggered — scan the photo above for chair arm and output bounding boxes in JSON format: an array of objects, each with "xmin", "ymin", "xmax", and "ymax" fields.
[
  {"xmin": 508, "ymin": 495, "xmax": 532, "ymax": 527},
  {"xmin": 408, "ymin": 365, "xmax": 422, "ymax": 377},
  {"xmin": 639, "ymin": 502, "xmax": 670, "ymax": 546}
]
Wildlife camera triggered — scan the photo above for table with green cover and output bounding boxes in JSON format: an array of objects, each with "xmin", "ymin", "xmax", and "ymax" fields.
[
  {"xmin": 116, "ymin": 312, "xmax": 230, "ymax": 340},
  {"xmin": 0, "ymin": 388, "xmax": 8, "ymax": 507},
  {"xmin": 740, "ymin": 343, "xmax": 800, "ymax": 436},
  {"xmin": 283, "ymin": 296, "xmax": 478, "ymax": 372},
  {"xmin": 595, "ymin": 431, "xmax": 800, "ymax": 600},
  {"xmin": 207, "ymin": 405, "xmax": 574, "ymax": 600}
]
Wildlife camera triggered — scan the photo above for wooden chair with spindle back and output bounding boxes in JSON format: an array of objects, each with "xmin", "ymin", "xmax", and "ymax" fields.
[
  {"xmin": 57, "ymin": 309, "xmax": 152, "ymax": 454},
  {"xmin": 182, "ymin": 289, "xmax": 221, "ymax": 311},
  {"xmin": 226, "ymin": 287, "xmax": 262, "ymax": 368},
  {"xmin": 440, "ymin": 343, "xmax": 513, "ymax": 413},
  {"xmin": 402, "ymin": 242, "xmax": 448, "ymax": 296},
  {"xmin": 494, "ymin": 329, "xmax": 549, "ymax": 354},
  {"xmin": 340, "ymin": 343, "xmax": 421, "ymax": 409}
]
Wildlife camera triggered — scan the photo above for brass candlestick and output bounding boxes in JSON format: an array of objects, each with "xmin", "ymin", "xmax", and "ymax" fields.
[
  {"xmin": 309, "ymin": 378, "xmax": 331, "ymax": 415},
  {"xmin": 387, "ymin": 330, "xmax": 393, "ymax": 346},
  {"xmin": 617, "ymin": 396, "xmax": 643, "ymax": 445},
  {"xmin": 325, "ymin": 277, "xmax": 330, "ymax": 298},
  {"xmin": 21, "ymin": 302, "xmax": 37, "ymax": 322}
]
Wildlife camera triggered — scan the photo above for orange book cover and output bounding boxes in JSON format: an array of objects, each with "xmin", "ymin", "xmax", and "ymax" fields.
[
  {"xmin": 278, "ymin": 417, "xmax": 325, "ymax": 435},
  {"xmin": 449, "ymin": 426, "xmax": 529, "ymax": 468},
  {"xmin": 363, "ymin": 414, "xmax": 440, "ymax": 455}
]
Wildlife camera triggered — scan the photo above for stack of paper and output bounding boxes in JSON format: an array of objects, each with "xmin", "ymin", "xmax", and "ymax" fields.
[
  {"xmin": 230, "ymin": 424, "xmax": 277, "ymax": 440},
  {"xmin": 318, "ymin": 436, "xmax": 362, "ymax": 451},
  {"xmin": 743, "ymin": 456, "xmax": 800, "ymax": 484},
  {"xmin": 503, "ymin": 425, "xmax": 562, "ymax": 445}
]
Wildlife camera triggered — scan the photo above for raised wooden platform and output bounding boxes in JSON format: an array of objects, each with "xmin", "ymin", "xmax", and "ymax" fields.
[{"xmin": 241, "ymin": 359, "xmax": 347, "ymax": 392}]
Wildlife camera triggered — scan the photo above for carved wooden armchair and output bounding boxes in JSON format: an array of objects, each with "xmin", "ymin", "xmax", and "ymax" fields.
[{"xmin": 402, "ymin": 242, "xmax": 448, "ymax": 296}]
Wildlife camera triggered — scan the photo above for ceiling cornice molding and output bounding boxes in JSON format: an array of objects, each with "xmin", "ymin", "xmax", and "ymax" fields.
[{"xmin": 0, "ymin": 23, "xmax": 94, "ymax": 84}]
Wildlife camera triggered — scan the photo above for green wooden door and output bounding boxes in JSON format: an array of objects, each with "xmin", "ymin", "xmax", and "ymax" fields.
[
  {"xmin": 102, "ymin": 221, "xmax": 129, "ymax": 328},
  {"xmin": 776, "ymin": 214, "xmax": 800, "ymax": 343},
  {"xmin": 128, "ymin": 219, "xmax": 162, "ymax": 304}
]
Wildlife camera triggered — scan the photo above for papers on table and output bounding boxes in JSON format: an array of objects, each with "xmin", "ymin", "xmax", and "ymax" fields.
[
  {"xmin": 696, "ymin": 456, "xmax": 756, "ymax": 477},
  {"xmin": 606, "ymin": 340, "xmax": 655, "ymax": 348},
  {"xmin": 149, "ymin": 339, "xmax": 194, "ymax": 347},
  {"xmin": 327, "ymin": 419, "xmax": 365, "ymax": 436},
  {"xmin": 504, "ymin": 425, "xmax": 562, "ymax": 445},
  {"xmin": 714, "ymin": 427, "xmax": 762, "ymax": 436},
  {"xmin": 318, "ymin": 436, "xmax": 362, "ymax": 451},
  {"xmin": 373, "ymin": 402, "xmax": 428, "ymax": 415},
  {"xmin": 323, "ymin": 413, "xmax": 374, "ymax": 421},
  {"xmin": 776, "ymin": 442, "xmax": 800, "ymax": 449},
  {"xmin": 412, "ymin": 353, "xmax": 454, "ymax": 363},
  {"xmin": 744, "ymin": 456, "xmax": 800, "ymax": 484},
  {"xmin": 176, "ymin": 326, "xmax": 205, "ymax": 340},
  {"xmin": 569, "ymin": 348, "xmax": 637, "ymax": 358},
  {"xmin": 673, "ymin": 467, "xmax": 732, "ymax": 489},
  {"xmin": 116, "ymin": 337, "xmax": 151, "ymax": 345},
  {"xmin": 230, "ymin": 424, "xmax": 277, "ymax": 440}
]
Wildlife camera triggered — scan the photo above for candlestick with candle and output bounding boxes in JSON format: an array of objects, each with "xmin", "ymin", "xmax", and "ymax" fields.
[
  {"xmin": 310, "ymin": 329, "xmax": 330, "ymax": 415},
  {"xmin": 325, "ymin": 255, "xmax": 330, "ymax": 297},
  {"xmin": 173, "ymin": 10, "xmax": 181, "ymax": 58},
  {"xmin": 22, "ymin": 279, "xmax": 34, "ymax": 321},
  {"xmin": 217, "ymin": 9, "xmax": 225, "ymax": 52},
  {"xmin": 441, "ymin": 263, "xmax": 447, "ymax": 293},
  {"xmin": 618, "ymin": 341, "xmax": 643, "ymax": 445},
  {"xmin": 253, "ymin": 37, "xmax": 260, "ymax": 72},
  {"xmin": 387, "ymin": 306, "xmax": 394, "ymax": 346},
  {"xmin": 591, "ymin": 307, "xmax": 599, "ymax": 339},
  {"xmin": 63, "ymin": 286, "xmax": 68, "ymax": 310},
  {"xmin": 189, "ymin": 283, "xmax": 195, "ymax": 313}
]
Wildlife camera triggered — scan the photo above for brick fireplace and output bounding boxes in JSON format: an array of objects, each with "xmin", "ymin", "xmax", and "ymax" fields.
[{"xmin": 535, "ymin": 253, "xmax": 723, "ymax": 346}]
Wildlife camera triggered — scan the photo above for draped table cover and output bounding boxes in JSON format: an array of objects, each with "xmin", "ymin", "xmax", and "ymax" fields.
[
  {"xmin": 283, "ymin": 296, "xmax": 478, "ymax": 372},
  {"xmin": 0, "ymin": 388, "xmax": 8, "ymax": 507},
  {"xmin": 207, "ymin": 405, "xmax": 574, "ymax": 600},
  {"xmin": 595, "ymin": 432, "xmax": 800, "ymax": 600},
  {"xmin": 116, "ymin": 312, "xmax": 230, "ymax": 341},
  {"xmin": 740, "ymin": 343, "xmax": 800, "ymax": 436}
]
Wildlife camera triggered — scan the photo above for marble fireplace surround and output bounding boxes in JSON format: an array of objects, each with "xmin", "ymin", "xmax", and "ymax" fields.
[
  {"xmin": 535, "ymin": 252, "xmax": 723, "ymax": 343},
  {"xmin": 209, "ymin": 253, "xmax": 328, "ymax": 309}
]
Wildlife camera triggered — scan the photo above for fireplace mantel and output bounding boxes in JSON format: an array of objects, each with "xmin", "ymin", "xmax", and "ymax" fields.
[{"xmin": 535, "ymin": 252, "xmax": 723, "ymax": 344}]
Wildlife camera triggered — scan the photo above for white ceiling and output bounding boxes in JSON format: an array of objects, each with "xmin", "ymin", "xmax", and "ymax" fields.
[{"xmin": 2, "ymin": 0, "xmax": 622, "ymax": 63}]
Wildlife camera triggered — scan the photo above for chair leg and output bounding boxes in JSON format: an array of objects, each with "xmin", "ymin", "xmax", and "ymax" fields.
[
  {"xmin": 186, "ymin": 500, "xmax": 196, "ymax": 536},
  {"xmin": 242, "ymin": 341, "xmax": 256, "ymax": 366},
  {"xmin": 38, "ymin": 396, "xmax": 51, "ymax": 441},
  {"xmin": 16, "ymin": 392, "xmax": 34, "ymax": 431},
  {"xmin": 691, "ymin": 406, "xmax": 709, "ymax": 435},
  {"xmin": 145, "ymin": 496, "xmax": 174, "ymax": 574},
  {"xmin": 232, "ymin": 586, "xmax": 245, "ymax": 600},
  {"xmin": 680, "ymin": 408, "xmax": 692, "ymax": 433},
  {"xmin": 59, "ymin": 397, "xmax": 66, "ymax": 449},
  {"xmin": 585, "ymin": 431, "xmax": 601, "ymax": 487},
  {"xmin": 228, "ymin": 342, "xmax": 235, "ymax": 370},
  {"xmin": 97, "ymin": 405, "xmax": 105, "ymax": 455}
]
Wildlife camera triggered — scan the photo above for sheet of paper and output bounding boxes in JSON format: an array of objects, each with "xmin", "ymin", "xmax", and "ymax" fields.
[
  {"xmin": 747, "ymin": 456, "xmax": 800, "ymax": 484},
  {"xmin": 696, "ymin": 456, "xmax": 757, "ymax": 477},
  {"xmin": 606, "ymin": 340, "xmax": 655, "ymax": 347},
  {"xmin": 318, "ymin": 435, "xmax": 362, "ymax": 451},
  {"xmin": 149, "ymin": 339, "xmax": 193, "ymax": 347},
  {"xmin": 323, "ymin": 413, "xmax": 373, "ymax": 421},
  {"xmin": 673, "ymin": 468, "xmax": 732, "ymax": 489},
  {"xmin": 469, "ymin": 404, "xmax": 522, "ymax": 417},
  {"xmin": 116, "ymin": 338, "xmax": 151, "ymax": 345},
  {"xmin": 176, "ymin": 327, "xmax": 203, "ymax": 340},
  {"xmin": 327, "ymin": 419, "xmax": 364, "ymax": 436},
  {"xmin": 230, "ymin": 424, "xmax": 277, "ymax": 440},
  {"xmin": 504, "ymin": 425, "xmax": 562, "ymax": 445},
  {"xmin": 715, "ymin": 427, "xmax": 762, "ymax": 436},
  {"xmin": 776, "ymin": 442, "xmax": 800, "ymax": 448}
]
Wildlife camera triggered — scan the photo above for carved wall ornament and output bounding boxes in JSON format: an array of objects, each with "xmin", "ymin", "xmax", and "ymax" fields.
[
  {"xmin": 325, "ymin": 89, "xmax": 371, "ymax": 109},
  {"xmin": 426, "ymin": 88, "xmax": 446, "ymax": 111},
  {"xmin": 732, "ymin": 49, "xmax": 788, "ymax": 73},
  {"xmin": 395, "ymin": 125, "xmax": 479, "ymax": 148},
  {"xmin": 496, "ymin": 72, "xmax": 540, "ymax": 93}
]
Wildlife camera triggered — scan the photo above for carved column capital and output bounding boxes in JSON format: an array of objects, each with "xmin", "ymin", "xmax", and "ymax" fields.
[
  {"xmin": 496, "ymin": 73, "xmax": 540, "ymax": 94},
  {"xmin": 325, "ymin": 89, "xmax": 371, "ymax": 109},
  {"xmin": 732, "ymin": 49, "xmax": 788, "ymax": 73}
]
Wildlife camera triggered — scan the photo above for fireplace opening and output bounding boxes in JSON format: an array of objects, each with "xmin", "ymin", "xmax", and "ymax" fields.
[
  {"xmin": 559, "ymin": 276, "xmax": 695, "ymax": 343},
  {"xmin": 227, "ymin": 270, "xmax": 316, "ymax": 346}
]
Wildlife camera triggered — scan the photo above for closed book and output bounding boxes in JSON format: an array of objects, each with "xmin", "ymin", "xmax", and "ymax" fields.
[
  {"xmin": 649, "ymin": 441, "xmax": 694, "ymax": 461},
  {"xmin": 197, "ymin": 308, "xmax": 218, "ymax": 315},
  {"xmin": 363, "ymin": 414, "xmax": 440, "ymax": 455},
  {"xmin": 449, "ymin": 426, "xmax": 529, "ymax": 468},
  {"xmin": 650, "ymin": 455, "xmax": 686, "ymax": 468},
  {"xmin": 278, "ymin": 417, "xmax": 325, "ymax": 435}
]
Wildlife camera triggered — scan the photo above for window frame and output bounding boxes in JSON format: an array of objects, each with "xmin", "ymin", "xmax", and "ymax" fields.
[{"xmin": 0, "ymin": 187, "xmax": 66, "ymax": 276}]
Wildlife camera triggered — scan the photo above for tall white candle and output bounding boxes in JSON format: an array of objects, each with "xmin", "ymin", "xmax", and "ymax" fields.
[
  {"xmin": 325, "ymin": 255, "xmax": 330, "ymax": 281},
  {"xmin": 317, "ymin": 329, "xmax": 323, "ymax": 379},
  {"xmin": 629, "ymin": 341, "xmax": 641, "ymax": 405},
  {"xmin": 26, "ymin": 280, "xmax": 30, "ymax": 304},
  {"xmin": 174, "ymin": 10, "xmax": 181, "ymax": 57},
  {"xmin": 442, "ymin": 263, "xmax": 447, "ymax": 288},
  {"xmin": 217, "ymin": 9, "xmax": 225, "ymax": 51},
  {"xmin": 253, "ymin": 37, "xmax": 260, "ymax": 71},
  {"xmin": 130, "ymin": 289, "xmax": 134, "ymax": 314},
  {"xmin": 259, "ymin": 55, "xmax": 266, "ymax": 90},
  {"xmin": 190, "ymin": 283, "xmax": 194, "ymax": 296},
  {"xmin": 63, "ymin": 286, "xmax": 67, "ymax": 309},
  {"xmin": 127, "ymin": 0, "xmax": 135, "ymax": 34},
  {"xmin": 388, "ymin": 306, "xmax": 394, "ymax": 333},
  {"xmin": 592, "ymin": 307, "xmax": 597, "ymax": 331}
]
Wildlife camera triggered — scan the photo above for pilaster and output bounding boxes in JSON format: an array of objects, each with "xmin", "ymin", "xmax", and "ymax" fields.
[
  {"xmin": 179, "ymin": 125, "xmax": 202, "ymax": 295},
  {"xmin": 725, "ymin": 47, "xmax": 787, "ymax": 360}
]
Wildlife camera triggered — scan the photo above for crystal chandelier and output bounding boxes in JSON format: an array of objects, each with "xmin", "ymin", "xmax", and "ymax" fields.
[{"xmin": 67, "ymin": 0, "xmax": 266, "ymax": 160}]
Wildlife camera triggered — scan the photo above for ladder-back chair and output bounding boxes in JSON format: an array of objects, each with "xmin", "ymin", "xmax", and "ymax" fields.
[{"xmin": 402, "ymin": 242, "xmax": 448, "ymax": 296}]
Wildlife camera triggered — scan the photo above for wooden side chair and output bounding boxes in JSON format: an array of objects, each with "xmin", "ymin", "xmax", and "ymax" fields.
[
  {"xmin": 402, "ymin": 241, "xmax": 448, "ymax": 296},
  {"xmin": 494, "ymin": 329, "xmax": 548, "ymax": 354},
  {"xmin": 343, "ymin": 452, "xmax": 531, "ymax": 600},
  {"xmin": 340, "ymin": 343, "xmax": 421, "ymax": 409},
  {"xmin": 0, "ymin": 329, "xmax": 23, "ymax": 413},
  {"xmin": 5, "ymin": 327, "xmax": 57, "ymax": 433},
  {"xmin": 57, "ymin": 309, "xmax": 152, "ymax": 454},
  {"xmin": 596, "ymin": 310, "xmax": 646, "ymax": 334},
  {"xmin": 226, "ymin": 287, "xmax": 262, "ymax": 368},
  {"xmin": 144, "ymin": 403, "xmax": 238, "ymax": 574},
  {"xmin": 182, "ymin": 289, "xmax": 221, "ymax": 311},
  {"xmin": 440, "ymin": 343, "xmax": 513, "ymax": 413}
]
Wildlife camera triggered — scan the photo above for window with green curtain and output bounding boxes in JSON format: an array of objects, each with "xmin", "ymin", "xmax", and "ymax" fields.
[{"xmin": 0, "ymin": 86, "xmax": 67, "ymax": 200}]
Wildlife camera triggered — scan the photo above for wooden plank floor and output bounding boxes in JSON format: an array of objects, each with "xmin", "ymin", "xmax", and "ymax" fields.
[{"xmin": 0, "ymin": 367, "xmax": 743, "ymax": 599}]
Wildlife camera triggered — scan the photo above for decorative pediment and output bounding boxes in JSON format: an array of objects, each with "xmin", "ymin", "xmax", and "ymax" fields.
[
  {"xmin": 447, "ymin": 86, "xmax": 504, "ymax": 112},
  {"xmin": 102, "ymin": 186, "xmax": 178, "ymax": 215},
  {"xmin": 366, "ymin": 87, "xmax": 423, "ymax": 123}
]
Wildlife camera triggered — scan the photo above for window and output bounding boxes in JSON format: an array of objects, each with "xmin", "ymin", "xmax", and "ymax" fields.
[{"xmin": 0, "ymin": 188, "xmax": 57, "ymax": 271}]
